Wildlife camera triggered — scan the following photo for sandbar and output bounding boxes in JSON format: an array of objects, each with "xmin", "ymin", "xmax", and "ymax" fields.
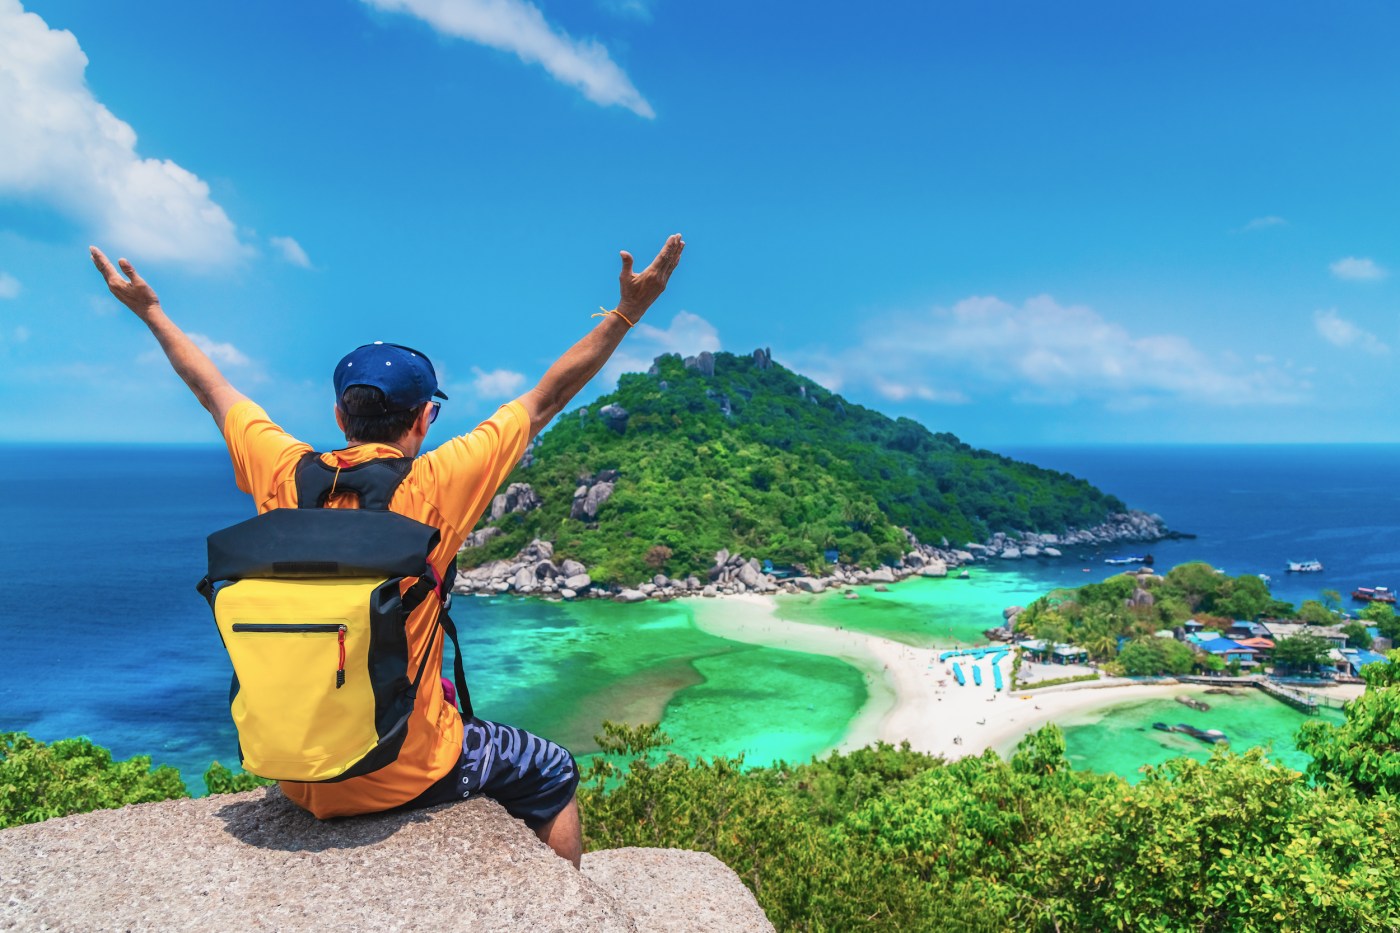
[{"xmin": 689, "ymin": 594, "xmax": 1346, "ymax": 762}]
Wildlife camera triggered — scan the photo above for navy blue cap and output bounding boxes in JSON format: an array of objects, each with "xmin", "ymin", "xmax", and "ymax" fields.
[{"xmin": 334, "ymin": 342, "xmax": 448, "ymax": 414}]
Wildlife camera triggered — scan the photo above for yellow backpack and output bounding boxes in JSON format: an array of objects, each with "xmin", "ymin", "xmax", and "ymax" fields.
[{"xmin": 197, "ymin": 455, "xmax": 470, "ymax": 783}]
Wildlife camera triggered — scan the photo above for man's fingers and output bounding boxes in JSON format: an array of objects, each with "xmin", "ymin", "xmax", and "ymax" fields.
[
  {"xmin": 619, "ymin": 251, "xmax": 634, "ymax": 279},
  {"xmin": 119, "ymin": 258, "xmax": 146, "ymax": 286},
  {"xmin": 90, "ymin": 245, "xmax": 120, "ymax": 282}
]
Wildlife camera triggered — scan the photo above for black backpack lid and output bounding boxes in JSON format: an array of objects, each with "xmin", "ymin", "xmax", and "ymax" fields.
[{"xmin": 207, "ymin": 508, "xmax": 441, "ymax": 583}]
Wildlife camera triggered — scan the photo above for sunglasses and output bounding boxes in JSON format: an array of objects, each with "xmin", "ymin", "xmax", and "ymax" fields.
[{"xmin": 427, "ymin": 400, "xmax": 441, "ymax": 425}]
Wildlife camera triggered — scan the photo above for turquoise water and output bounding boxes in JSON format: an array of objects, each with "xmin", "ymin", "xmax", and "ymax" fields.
[
  {"xmin": 2, "ymin": 444, "xmax": 1393, "ymax": 790},
  {"xmin": 1055, "ymin": 691, "xmax": 1346, "ymax": 782}
]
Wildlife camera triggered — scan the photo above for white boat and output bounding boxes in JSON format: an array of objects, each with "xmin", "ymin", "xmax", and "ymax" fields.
[{"xmin": 1286, "ymin": 560, "xmax": 1324, "ymax": 573}]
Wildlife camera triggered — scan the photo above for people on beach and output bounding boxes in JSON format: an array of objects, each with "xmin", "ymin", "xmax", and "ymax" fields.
[{"xmin": 90, "ymin": 233, "xmax": 686, "ymax": 867}]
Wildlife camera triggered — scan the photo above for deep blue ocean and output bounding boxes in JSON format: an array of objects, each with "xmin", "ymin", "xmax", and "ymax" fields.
[{"xmin": 2, "ymin": 443, "xmax": 1397, "ymax": 790}]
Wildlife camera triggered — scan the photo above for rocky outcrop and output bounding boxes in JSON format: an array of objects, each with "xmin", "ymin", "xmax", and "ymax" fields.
[
  {"xmin": 571, "ymin": 476, "xmax": 617, "ymax": 521},
  {"xmin": 599, "ymin": 404, "xmax": 630, "ymax": 434},
  {"xmin": 752, "ymin": 347, "xmax": 772, "ymax": 370},
  {"xmin": 488, "ymin": 482, "xmax": 542, "ymax": 522},
  {"xmin": 0, "ymin": 789, "xmax": 773, "ymax": 933},
  {"xmin": 683, "ymin": 351, "xmax": 716, "ymax": 377},
  {"xmin": 452, "ymin": 511, "xmax": 1174, "ymax": 604}
]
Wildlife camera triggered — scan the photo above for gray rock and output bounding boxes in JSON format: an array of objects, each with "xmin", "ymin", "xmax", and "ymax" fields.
[
  {"xmin": 640, "ymin": 583, "xmax": 658, "ymax": 596},
  {"xmin": 463, "ymin": 525, "xmax": 502, "ymax": 549},
  {"xmin": 1021, "ymin": 546, "xmax": 1041, "ymax": 558},
  {"xmin": 1000, "ymin": 547, "xmax": 1022, "ymax": 560},
  {"xmin": 752, "ymin": 347, "xmax": 772, "ymax": 371},
  {"xmin": 653, "ymin": 574, "xmax": 670, "ymax": 587},
  {"xmin": 873, "ymin": 583, "xmax": 889, "ymax": 592},
  {"xmin": 571, "ymin": 480, "xmax": 616, "ymax": 521},
  {"xmin": 561, "ymin": 559, "xmax": 587, "ymax": 577},
  {"xmin": 794, "ymin": 578, "xmax": 826, "ymax": 594},
  {"xmin": 919, "ymin": 559, "xmax": 948, "ymax": 578},
  {"xmin": 1003, "ymin": 605, "xmax": 1024, "ymax": 620},
  {"xmin": 736, "ymin": 563, "xmax": 764, "ymax": 589},
  {"xmin": 1043, "ymin": 547, "xmax": 1062, "ymax": 558},
  {"xmin": 559, "ymin": 588, "xmax": 577, "ymax": 600},
  {"xmin": 488, "ymin": 482, "xmax": 542, "ymax": 522},
  {"xmin": 583, "ymin": 847, "xmax": 775, "ymax": 933},
  {"xmin": 0, "ymin": 789, "xmax": 772, "ymax": 933},
  {"xmin": 599, "ymin": 404, "xmax": 630, "ymax": 433},
  {"xmin": 616, "ymin": 589, "xmax": 648, "ymax": 603},
  {"xmin": 714, "ymin": 548, "xmax": 730, "ymax": 567},
  {"xmin": 564, "ymin": 573, "xmax": 592, "ymax": 591},
  {"xmin": 702, "ymin": 585, "xmax": 718, "ymax": 598},
  {"xmin": 695, "ymin": 351, "xmax": 716, "ymax": 377},
  {"xmin": 866, "ymin": 567, "xmax": 896, "ymax": 584},
  {"xmin": 511, "ymin": 567, "xmax": 535, "ymax": 592}
]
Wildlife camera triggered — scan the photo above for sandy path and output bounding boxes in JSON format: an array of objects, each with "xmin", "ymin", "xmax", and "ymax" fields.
[{"xmin": 690, "ymin": 593, "xmax": 1217, "ymax": 760}]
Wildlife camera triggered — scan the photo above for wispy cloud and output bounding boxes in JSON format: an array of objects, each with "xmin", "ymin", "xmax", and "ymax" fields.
[
  {"xmin": 603, "ymin": 309, "xmax": 720, "ymax": 385},
  {"xmin": 0, "ymin": 1, "xmax": 246, "ymax": 266},
  {"xmin": 1330, "ymin": 256, "xmax": 1388, "ymax": 282},
  {"xmin": 792, "ymin": 295, "xmax": 1304, "ymax": 410},
  {"xmin": 470, "ymin": 366, "xmax": 527, "ymax": 397},
  {"xmin": 598, "ymin": 0, "xmax": 653, "ymax": 20},
  {"xmin": 1313, "ymin": 308, "xmax": 1389, "ymax": 355},
  {"xmin": 190, "ymin": 333, "xmax": 253, "ymax": 367},
  {"xmin": 270, "ymin": 236, "xmax": 312, "ymax": 269},
  {"xmin": 0, "ymin": 272, "xmax": 19, "ymax": 299},
  {"xmin": 1239, "ymin": 215, "xmax": 1287, "ymax": 232},
  {"xmin": 362, "ymin": 0, "xmax": 654, "ymax": 118}
]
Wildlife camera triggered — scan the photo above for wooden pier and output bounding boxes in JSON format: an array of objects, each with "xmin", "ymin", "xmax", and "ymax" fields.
[{"xmin": 1177, "ymin": 675, "xmax": 1322, "ymax": 714}]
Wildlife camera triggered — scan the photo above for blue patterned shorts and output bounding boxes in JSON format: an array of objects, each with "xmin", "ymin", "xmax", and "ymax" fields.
[{"xmin": 399, "ymin": 717, "xmax": 579, "ymax": 829}]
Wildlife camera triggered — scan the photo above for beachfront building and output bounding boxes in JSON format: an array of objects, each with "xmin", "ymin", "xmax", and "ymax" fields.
[
  {"xmin": 1019, "ymin": 638, "xmax": 1089, "ymax": 665},
  {"xmin": 1188, "ymin": 634, "xmax": 1261, "ymax": 669},
  {"xmin": 1263, "ymin": 621, "xmax": 1350, "ymax": 649},
  {"xmin": 1330, "ymin": 648, "xmax": 1390, "ymax": 678}
]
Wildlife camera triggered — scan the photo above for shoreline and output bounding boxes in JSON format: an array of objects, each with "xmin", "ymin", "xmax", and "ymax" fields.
[{"xmin": 688, "ymin": 593, "xmax": 1359, "ymax": 763}]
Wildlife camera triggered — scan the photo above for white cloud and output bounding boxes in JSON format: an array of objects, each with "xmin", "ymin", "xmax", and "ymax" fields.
[
  {"xmin": 471, "ymin": 366, "xmax": 527, "ymax": 397},
  {"xmin": 0, "ymin": 272, "xmax": 19, "ymax": 299},
  {"xmin": 799, "ymin": 295, "xmax": 1303, "ymax": 410},
  {"xmin": 1240, "ymin": 215, "xmax": 1287, "ymax": 232},
  {"xmin": 270, "ymin": 235, "xmax": 312, "ymax": 269},
  {"xmin": 189, "ymin": 333, "xmax": 252, "ymax": 367},
  {"xmin": 1330, "ymin": 257, "xmax": 1387, "ymax": 281},
  {"xmin": 602, "ymin": 309, "xmax": 720, "ymax": 384},
  {"xmin": 0, "ymin": 1, "xmax": 245, "ymax": 266},
  {"xmin": 362, "ymin": 0, "xmax": 654, "ymax": 118},
  {"xmin": 1313, "ymin": 308, "xmax": 1389, "ymax": 355}
]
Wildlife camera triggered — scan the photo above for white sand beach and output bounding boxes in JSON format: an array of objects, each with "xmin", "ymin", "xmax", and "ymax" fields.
[{"xmin": 689, "ymin": 594, "xmax": 1351, "ymax": 762}]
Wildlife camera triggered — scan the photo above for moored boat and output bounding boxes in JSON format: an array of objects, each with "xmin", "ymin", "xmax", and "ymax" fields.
[
  {"xmin": 1287, "ymin": 560, "xmax": 1324, "ymax": 573},
  {"xmin": 1352, "ymin": 586, "xmax": 1396, "ymax": 604}
]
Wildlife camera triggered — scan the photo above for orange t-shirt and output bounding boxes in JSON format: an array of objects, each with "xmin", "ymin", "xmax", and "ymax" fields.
[{"xmin": 221, "ymin": 399, "xmax": 529, "ymax": 818}]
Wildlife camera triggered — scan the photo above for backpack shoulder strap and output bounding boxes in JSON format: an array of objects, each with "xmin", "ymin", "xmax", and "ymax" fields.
[{"xmin": 294, "ymin": 452, "xmax": 414, "ymax": 510}]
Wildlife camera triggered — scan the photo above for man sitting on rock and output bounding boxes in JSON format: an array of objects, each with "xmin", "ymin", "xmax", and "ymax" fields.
[{"xmin": 89, "ymin": 233, "xmax": 686, "ymax": 867}]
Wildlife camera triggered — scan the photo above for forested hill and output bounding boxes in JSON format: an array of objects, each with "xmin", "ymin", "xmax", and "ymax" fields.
[{"xmin": 464, "ymin": 349, "xmax": 1129, "ymax": 584}]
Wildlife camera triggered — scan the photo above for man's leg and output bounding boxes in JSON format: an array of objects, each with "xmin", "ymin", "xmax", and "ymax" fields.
[{"xmin": 535, "ymin": 794, "xmax": 582, "ymax": 868}]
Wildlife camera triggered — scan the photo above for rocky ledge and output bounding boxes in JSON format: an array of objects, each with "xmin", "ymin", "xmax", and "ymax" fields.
[
  {"xmin": 0, "ymin": 787, "xmax": 774, "ymax": 933},
  {"xmin": 452, "ymin": 510, "xmax": 1172, "ymax": 603}
]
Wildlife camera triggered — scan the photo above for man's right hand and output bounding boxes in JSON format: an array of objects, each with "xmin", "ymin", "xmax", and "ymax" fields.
[
  {"xmin": 616, "ymin": 233, "xmax": 685, "ymax": 323},
  {"xmin": 90, "ymin": 246, "xmax": 161, "ymax": 319}
]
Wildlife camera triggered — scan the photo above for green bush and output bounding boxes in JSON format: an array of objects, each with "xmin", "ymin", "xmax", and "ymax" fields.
[{"xmin": 0, "ymin": 732, "xmax": 188, "ymax": 829}]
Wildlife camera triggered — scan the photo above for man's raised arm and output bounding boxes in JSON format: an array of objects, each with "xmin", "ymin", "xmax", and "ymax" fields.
[
  {"xmin": 516, "ymin": 233, "xmax": 685, "ymax": 440},
  {"xmin": 89, "ymin": 246, "xmax": 249, "ymax": 431}
]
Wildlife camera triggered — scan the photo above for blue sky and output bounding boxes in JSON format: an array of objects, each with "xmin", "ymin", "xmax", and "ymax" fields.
[{"xmin": 1, "ymin": 0, "xmax": 1396, "ymax": 448}]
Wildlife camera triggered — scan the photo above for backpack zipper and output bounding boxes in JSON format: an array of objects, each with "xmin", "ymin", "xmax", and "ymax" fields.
[{"xmin": 230, "ymin": 623, "xmax": 350, "ymax": 689}]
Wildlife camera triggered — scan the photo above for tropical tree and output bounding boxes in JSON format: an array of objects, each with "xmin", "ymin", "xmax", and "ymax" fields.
[{"xmin": 1271, "ymin": 633, "xmax": 1333, "ymax": 672}]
